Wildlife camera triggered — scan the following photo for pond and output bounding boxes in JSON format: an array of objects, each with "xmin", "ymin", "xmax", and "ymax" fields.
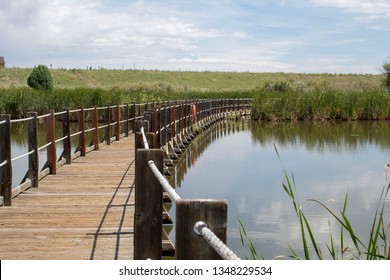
[{"xmin": 167, "ymin": 120, "xmax": 390, "ymax": 259}]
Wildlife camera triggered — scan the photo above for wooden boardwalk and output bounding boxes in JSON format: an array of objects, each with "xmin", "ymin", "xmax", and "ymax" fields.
[{"xmin": 0, "ymin": 136, "xmax": 135, "ymax": 260}]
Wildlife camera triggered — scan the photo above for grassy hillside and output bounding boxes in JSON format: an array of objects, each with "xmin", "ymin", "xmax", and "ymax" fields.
[{"xmin": 0, "ymin": 67, "xmax": 385, "ymax": 92}]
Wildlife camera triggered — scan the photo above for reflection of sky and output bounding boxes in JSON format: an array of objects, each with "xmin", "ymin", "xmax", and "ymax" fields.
[{"xmin": 174, "ymin": 121, "xmax": 390, "ymax": 259}]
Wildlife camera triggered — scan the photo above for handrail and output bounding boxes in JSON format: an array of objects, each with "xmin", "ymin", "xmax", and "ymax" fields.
[
  {"xmin": 0, "ymin": 160, "xmax": 7, "ymax": 168},
  {"xmin": 140, "ymin": 127, "xmax": 150, "ymax": 150},
  {"xmin": 134, "ymin": 98, "xmax": 252, "ymax": 259},
  {"xmin": 194, "ymin": 221, "xmax": 240, "ymax": 260},
  {"xmin": 0, "ymin": 101, "xmax": 153, "ymax": 206},
  {"xmin": 147, "ymin": 160, "xmax": 180, "ymax": 202}
]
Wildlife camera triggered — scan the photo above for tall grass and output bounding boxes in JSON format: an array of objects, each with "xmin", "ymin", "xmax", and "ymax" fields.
[
  {"xmin": 0, "ymin": 85, "xmax": 250, "ymax": 118},
  {"xmin": 252, "ymin": 87, "xmax": 390, "ymax": 121},
  {"xmin": 239, "ymin": 146, "xmax": 390, "ymax": 260}
]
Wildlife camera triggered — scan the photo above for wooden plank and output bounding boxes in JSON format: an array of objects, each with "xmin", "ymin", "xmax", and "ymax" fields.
[{"xmin": 0, "ymin": 137, "xmax": 135, "ymax": 260}]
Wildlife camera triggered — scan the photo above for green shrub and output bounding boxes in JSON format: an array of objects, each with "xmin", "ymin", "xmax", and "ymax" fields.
[{"xmin": 27, "ymin": 65, "xmax": 53, "ymax": 90}]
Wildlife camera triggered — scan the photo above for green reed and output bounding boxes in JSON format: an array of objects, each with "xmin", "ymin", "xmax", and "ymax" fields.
[
  {"xmin": 252, "ymin": 88, "xmax": 390, "ymax": 121},
  {"xmin": 239, "ymin": 147, "xmax": 389, "ymax": 260}
]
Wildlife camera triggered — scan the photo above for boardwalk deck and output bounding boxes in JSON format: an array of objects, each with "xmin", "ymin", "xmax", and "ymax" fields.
[{"xmin": 0, "ymin": 137, "xmax": 135, "ymax": 260}]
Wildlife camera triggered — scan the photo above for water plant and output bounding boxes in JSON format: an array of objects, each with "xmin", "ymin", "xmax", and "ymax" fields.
[{"xmin": 239, "ymin": 146, "xmax": 390, "ymax": 260}]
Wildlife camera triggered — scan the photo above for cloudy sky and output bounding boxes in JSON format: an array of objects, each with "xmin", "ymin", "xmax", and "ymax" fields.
[{"xmin": 1, "ymin": 0, "xmax": 389, "ymax": 73}]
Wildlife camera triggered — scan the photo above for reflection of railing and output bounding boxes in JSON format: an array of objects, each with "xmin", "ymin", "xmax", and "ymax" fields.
[
  {"xmin": 134, "ymin": 98, "xmax": 250, "ymax": 259},
  {"xmin": 0, "ymin": 103, "xmax": 150, "ymax": 206}
]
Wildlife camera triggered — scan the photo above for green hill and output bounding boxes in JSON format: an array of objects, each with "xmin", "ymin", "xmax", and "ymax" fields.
[{"xmin": 0, "ymin": 67, "xmax": 384, "ymax": 92}]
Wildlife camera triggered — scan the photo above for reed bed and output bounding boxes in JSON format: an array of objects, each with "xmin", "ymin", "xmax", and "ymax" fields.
[
  {"xmin": 251, "ymin": 88, "xmax": 390, "ymax": 121},
  {"xmin": 239, "ymin": 147, "xmax": 390, "ymax": 260}
]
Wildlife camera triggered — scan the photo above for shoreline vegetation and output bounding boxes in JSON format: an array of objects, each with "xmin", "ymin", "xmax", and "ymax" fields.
[{"xmin": 0, "ymin": 67, "xmax": 389, "ymax": 120}]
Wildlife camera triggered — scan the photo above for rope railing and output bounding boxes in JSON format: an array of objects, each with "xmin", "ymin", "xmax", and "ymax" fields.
[
  {"xmin": 147, "ymin": 159, "xmax": 181, "ymax": 202},
  {"xmin": 194, "ymin": 221, "xmax": 240, "ymax": 260},
  {"xmin": 134, "ymin": 98, "xmax": 252, "ymax": 260},
  {"xmin": 140, "ymin": 127, "xmax": 150, "ymax": 150}
]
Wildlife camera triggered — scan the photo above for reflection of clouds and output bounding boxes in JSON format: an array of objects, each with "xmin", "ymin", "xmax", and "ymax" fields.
[{"xmin": 176, "ymin": 120, "xmax": 390, "ymax": 259}]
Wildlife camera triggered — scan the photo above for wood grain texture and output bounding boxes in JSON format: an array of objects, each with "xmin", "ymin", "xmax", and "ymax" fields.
[{"xmin": 0, "ymin": 137, "xmax": 136, "ymax": 260}]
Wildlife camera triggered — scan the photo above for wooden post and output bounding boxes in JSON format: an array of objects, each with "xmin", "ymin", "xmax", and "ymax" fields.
[
  {"xmin": 92, "ymin": 106, "xmax": 99, "ymax": 150},
  {"xmin": 114, "ymin": 104, "xmax": 120, "ymax": 141},
  {"xmin": 176, "ymin": 199, "xmax": 228, "ymax": 260},
  {"xmin": 105, "ymin": 105, "xmax": 111, "ymax": 145},
  {"xmin": 134, "ymin": 149, "xmax": 164, "ymax": 260},
  {"xmin": 0, "ymin": 115, "xmax": 12, "ymax": 206},
  {"xmin": 28, "ymin": 112, "xmax": 39, "ymax": 188},
  {"xmin": 131, "ymin": 102, "xmax": 136, "ymax": 133},
  {"xmin": 77, "ymin": 107, "xmax": 86, "ymax": 156},
  {"xmin": 124, "ymin": 103, "xmax": 129, "ymax": 137},
  {"xmin": 62, "ymin": 108, "xmax": 71, "ymax": 164},
  {"xmin": 46, "ymin": 109, "xmax": 57, "ymax": 174}
]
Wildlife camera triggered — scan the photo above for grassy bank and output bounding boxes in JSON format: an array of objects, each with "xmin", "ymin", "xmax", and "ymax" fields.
[{"xmin": 0, "ymin": 68, "xmax": 389, "ymax": 119}]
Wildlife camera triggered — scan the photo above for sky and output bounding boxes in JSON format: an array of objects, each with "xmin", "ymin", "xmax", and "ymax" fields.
[{"xmin": 0, "ymin": 0, "xmax": 389, "ymax": 74}]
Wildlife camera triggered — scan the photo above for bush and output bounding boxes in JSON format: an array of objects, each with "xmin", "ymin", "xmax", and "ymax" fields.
[{"xmin": 27, "ymin": 65, "xmax": 53, "ymax": 90}]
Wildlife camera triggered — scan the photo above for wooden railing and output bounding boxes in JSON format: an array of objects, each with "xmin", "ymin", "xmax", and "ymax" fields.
[
  {"xmin": 0, "ymin": 102, "xmax": 151, "ymax": 206},
  {"xmin": 134, "ymin": 98, "xmax": 251, "ymax": 259}
]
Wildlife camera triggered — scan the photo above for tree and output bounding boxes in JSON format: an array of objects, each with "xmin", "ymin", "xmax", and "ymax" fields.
[
  {"xmin": 27, "ymin": 65, "xmax": 53, "ymax": 90},
  {"xmin": 382, "ymin": 60, "xmax": 390, "ymax": 90}
]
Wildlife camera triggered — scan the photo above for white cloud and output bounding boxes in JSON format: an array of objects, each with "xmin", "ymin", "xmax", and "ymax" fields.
[
  {"xmin": 0, "ymin": 0, "xmax": 388, "ymax": 72},
  {"xmin": 311, "ymin": 0, "xmax": 390, "ymax": 19}
]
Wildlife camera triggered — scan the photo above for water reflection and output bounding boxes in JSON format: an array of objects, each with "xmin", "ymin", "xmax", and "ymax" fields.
[{"xmin": 168, "ymin": 120, "xmax": 390, "ymax": 259}]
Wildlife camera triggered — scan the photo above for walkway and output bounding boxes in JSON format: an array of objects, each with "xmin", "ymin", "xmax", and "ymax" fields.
[{"xmin": 0, "ymin": 137, "xmax": 135, "ymax": 260}]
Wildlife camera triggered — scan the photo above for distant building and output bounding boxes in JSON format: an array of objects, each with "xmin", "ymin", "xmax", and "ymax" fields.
[{"xmin": 0, "ymin": 57, "xmax": 5, "ymax": 68}]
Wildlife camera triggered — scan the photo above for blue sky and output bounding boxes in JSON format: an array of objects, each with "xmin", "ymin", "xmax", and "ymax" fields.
[{"xmin": 0, "ymin": 0, "xmax": 389, "ymax": 73}]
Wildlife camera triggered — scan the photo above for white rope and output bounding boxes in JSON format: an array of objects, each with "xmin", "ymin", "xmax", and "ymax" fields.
[
  {"xmin": 194, "ymin": 221, "xmax": 240, "ymax": 260},
  {"xmin": 140, "ymin": 127, "xmax": 149, "ymax": 149},
  {"xmin": 148, "ymin": 160, "xmax": 181, "ymax": 202}
]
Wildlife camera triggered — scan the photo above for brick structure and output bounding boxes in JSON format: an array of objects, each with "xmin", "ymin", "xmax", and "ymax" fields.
[{"xmin": 0, "ymin": 57, "xmax": 5, "ymax": 68}]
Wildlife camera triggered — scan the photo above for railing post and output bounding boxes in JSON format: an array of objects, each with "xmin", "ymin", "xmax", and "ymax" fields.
[
  {"xmin": 46, "ymin": 109, "xmax": 57, "ymax": 174},
  {"xmin": 134, "ymin": 149, "xmax": 164, "ymax": 260},
  {"xmin": 62, "ymin": 108, "xmax": 71, "ymax": 164},
  {"xmin": 105, "ymin": 105, "xmax": 111, "ymax": 145},
  {"xmin": 124, "ymin": 103, "xmax": 129, "ymax": 137},
  {"xmin": 78, "ymin": 107, "xmax": 86, "ymax": 156},
  {"xmin": 0, "ymin": 115, "xmax": 12, "ymax": 206},
  {"xmin": 114, "ymin": 104, "xmax": 120, "ymax": 141},
  {"xmin": 92, "ymin": 106, "xmax": 99, "ymax": 150},
  {"xmin": 131, "ymin": 102, "xmax": 136, "ymax": 133},
  {"xmin": 28, "ymin": 112, "xmax": 39, "ymax": 188},
  {"xmin": 176, "ymin": 199, "xmax": 228, "ymax": 260}
]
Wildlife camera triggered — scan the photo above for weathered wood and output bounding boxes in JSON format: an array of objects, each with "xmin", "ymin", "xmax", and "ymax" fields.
[
  {"xmin": 46, "ymin": 109, "xmax": 57, "ymax": 174},
  {"xmin": 0, "ymin": 114, "xmax": 12, "ymax": 206},
  {"xmin": 105, "ymin": 105, "xmax": 111, "ymax": 145},
  {"xmin": 92, "ymin": 106, "xmax": 99, "ymax": 150},
  {"xmin": 114, "ymin": 104, "xmax": 120, "ymax": 141},
  {"xmin": 124, "ymin": 103, "xmax": 129, "ymax": 137},
  {"xmin": 62, "ymin": 108, "xmax": 71, "ymax": 164},
  {"xmin": 134, "ymin": 149, "xmax": 164, "ymax": 260},
  {"xmin": 77, "ymin": 107, "xmax": 86, "ymax": 156},
  {"xmin": 0, "ymin": 137, "xmax": 136, "ymax": 260},
  {"xmin": 28, "ymin": 112, "xmax": 39, "ymax": 188},
  {"xmin": 175, "ymin": 199, "xmax": 227, "ymax": 260}
]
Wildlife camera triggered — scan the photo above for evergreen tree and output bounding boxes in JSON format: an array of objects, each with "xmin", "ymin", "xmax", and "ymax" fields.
[{"xmin": 27, "ymin": 65, "xmax": 53, "ymax": 90}]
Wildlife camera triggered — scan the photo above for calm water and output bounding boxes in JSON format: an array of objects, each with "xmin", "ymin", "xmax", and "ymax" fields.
[{"xmin": 168, "ymin": 120, "xmax": 390, "ymax": 259}]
